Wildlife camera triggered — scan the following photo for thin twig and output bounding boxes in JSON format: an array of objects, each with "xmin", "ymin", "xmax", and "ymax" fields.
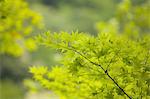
[
  {"xmin": 68, "ymin": 46, "xmax": 132, "ymax": 99},
  {"xmin": 55, "ymin": 43, "xmax": 132, "ymax": 98},
  {"xmin": 106, "ymin": 49, "xmax": 120, "ymax": 71}
]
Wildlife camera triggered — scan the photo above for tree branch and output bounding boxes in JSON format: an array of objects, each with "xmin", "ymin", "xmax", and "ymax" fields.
[
  {"xmin": 68, "ymin": 46, "xmax": 132, "ymax": 99},
  {"xmin": 55, "ymin": 43, "xmax": 132, "ymax": 98}
]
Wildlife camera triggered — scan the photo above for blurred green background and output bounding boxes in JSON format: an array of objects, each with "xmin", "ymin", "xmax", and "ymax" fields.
[{"xmin": 0, "ymin": 0, "xmax": 149, "ymax": 99}]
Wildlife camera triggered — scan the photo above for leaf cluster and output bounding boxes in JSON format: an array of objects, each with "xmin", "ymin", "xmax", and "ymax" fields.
[
  {"xmin": 30, "ymin": 31, "xmax": 150, "ymax": 99},
  {"xmin": 0, "ymin": 0, "xmax": 43, "ymax": 56}
]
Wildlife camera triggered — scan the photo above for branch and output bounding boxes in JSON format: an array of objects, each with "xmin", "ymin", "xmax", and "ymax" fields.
[
  {"xmin": 68, "ymin": 46, "xmax": 132, "ymax": 99},
  {"xmin": 105, "ymin": 71, "xmax": 132, "ymax": 99},
  {"xmin": 54, "ymin": 43, "xmax": 132, "ymax": 98}
]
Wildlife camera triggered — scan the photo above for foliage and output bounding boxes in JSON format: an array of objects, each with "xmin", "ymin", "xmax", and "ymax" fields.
[
  {"xmin": 0, "ymin": 0, "xmax": 43, "ymax": 56},
  {"xmin": 29, "ymin": 0, "xmax": 150, "ymax": 98},
  {"xmin": 0, "ymin": 1, "xmax": 43, "ymax": 98},
  {"xmin": 30, "ymin": 31, "xmax": 150, "ymax": 98},
  {"xmin": 96, "ymin": 0, "xmax": 150, "ymax": 38}
]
